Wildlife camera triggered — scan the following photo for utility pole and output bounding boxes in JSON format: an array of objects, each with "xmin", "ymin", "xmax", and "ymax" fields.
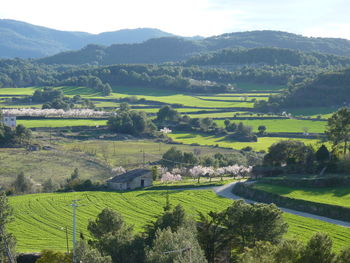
[
  {"xmin": 65, "ymin": 226, "xmax": 69, "ymax": 254},
  {"xmin": 0, "ymin": 228, "xmax": 15, "ymax": 263},
  {"xmin": 70, "ymin": 200, "xmax": 82, "ymax": 263},
  {"xmin": 142, "ymin": 149, "xmax": 145, "ymax": 168}
]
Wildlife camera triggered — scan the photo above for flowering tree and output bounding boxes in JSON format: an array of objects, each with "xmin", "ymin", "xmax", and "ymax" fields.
[
  {"xmin": 161, "ymin": 172, "xmax": 182, "ymax": 183},
  {"xmin": 1, "ymin": 109, "xmax": 109, "ymax": 118},
  {"xmin": 112, "ymin": 166, "xmax": 126, "ymax": 175},
  {"xmin": 189, "ymin": 166, "xmax": 215, "ymax": 183}
]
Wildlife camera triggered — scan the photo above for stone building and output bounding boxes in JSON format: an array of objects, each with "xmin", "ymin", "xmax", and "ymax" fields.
[{"xmin": 107, "ymin": 169, "xmax": 153, "ymax": 190}]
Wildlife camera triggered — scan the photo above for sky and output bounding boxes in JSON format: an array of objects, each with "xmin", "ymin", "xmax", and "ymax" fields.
[{"xmin": 0, "ymin": 0, "xmax": 349, "ymax": 39}]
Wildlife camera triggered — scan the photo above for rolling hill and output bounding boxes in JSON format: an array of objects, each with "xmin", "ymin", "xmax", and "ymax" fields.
[
  {"xmin": 0, "ymin": 19, "xmax": 176, "ymax": 58},
  {"xmin": 38, "ymin": 31, "xmax": 350, "ymax": 65}
]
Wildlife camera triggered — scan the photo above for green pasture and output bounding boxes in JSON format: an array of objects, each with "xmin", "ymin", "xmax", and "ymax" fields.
[
  {"xmin": 187, "ymin": 111, "xmax": 245, "ymax": 119},
  {"xmin": 168, "ymin": 132, "xmax": 322, "ymax": 151},
  {"xmin": 62, "ymin": 139, "xmax": 236, "ymax": 168},
  {"xmin": 287, "ymin": 107, "xmax": 338, "ymax": 119},
  {"xmin": 233, "ymin": 82, "xmax": 286, "ymax": 92},
  {"xmin": 215, "ymin": 119, "xmax": 327, "ymax": 133},
  {"xmin": 17, "ymin": 119, "xmax": 107, "ymax": 128},
  {"xmin": 0, "ymin": 103, "xmax": 42, "ymax": 109},
  {"xmin": 0, "ymin": 87, "xmax": 37, "ymax": 95},
  {"xmin": 0, "ymin": 147, "xmax": 113, "ymax": 185},
  {"xmin": 8, "ymin": 190, "xmax": 350, "ymax": 252},
  {"xmin": 252, "ymin": 183, "xmax": 350, "ymax": 208},
  {"xmin": 198, "ymin": 96, "xmax": 269, "ymax": 102}
]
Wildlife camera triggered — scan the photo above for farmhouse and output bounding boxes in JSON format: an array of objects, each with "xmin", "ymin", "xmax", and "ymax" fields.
[
  {"xmin": 107, "ymin": 169, "xmax": 153, "ymax": 190},
  {"xmin": 1, "ymin": 114, "xmax": 16, "ymax": 128}
]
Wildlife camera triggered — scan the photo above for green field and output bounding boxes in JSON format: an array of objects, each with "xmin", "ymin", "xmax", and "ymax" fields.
[
  {"xmin": 233, "ymin": 82, "xmax": 287, "ymax": 92},
  {"xmin": 287, "ymin": 107, "xmax": 338, "ymax": 118},
  {"xmin": 198, "ymin": 96, "xmax": 269, "ymax": 102},
  {"xmin": 8, "ymin": 190, "xmax": 350, "ymax": 252},
  {"xmin": 0, "ymin": 147, "xmax": 113, "ymax": 185},
  {"xmin": 215, "ymin": 119, "xmax": 327, "ymax": 133},
  {"xmin": 62, "ymin": 139, "xmax": 236, "ymax": 168},
  {"xmin": 252, "ymin": 183, "xmax": 350, "ymax": 208},
  {"xmin": 168, "ymin": 132, "xmax": 321, "ymax": 151},
  {"xmin": 17, "ymin": 119, "xmax": 107, "ymax": 128}
]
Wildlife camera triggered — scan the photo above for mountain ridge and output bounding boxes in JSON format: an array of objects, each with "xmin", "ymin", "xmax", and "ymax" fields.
[{"xmin": 0, "ymin": 19, "xmax": 182, "ymax": 58}]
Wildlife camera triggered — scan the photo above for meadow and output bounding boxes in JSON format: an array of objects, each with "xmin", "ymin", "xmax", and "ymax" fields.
[
  {"xmin": 215, "ymin": 119, "xmax": 327, "ymax": 133},
  {"xmin": 167, "ymin": 132, "xmax": 322, "ymax": 151},
  {"xmin": 17, "ymin": 119, "xmax": 107, "ymax": 128},
  {"xmin": 8, "ymin": 189, "xmax": 350, "ymax": 253},
  {"xmin": 0, "ymin": 138, "xmax": 237, "ymax": 186},
  {"xmin": 252, "ymin": 183, "xmax": 350, "ymax": 208},
  {"xmin": 62, "ymin": 139, "xmax": 236, "ymax": 168},
  {"xmin": 0, "ymin": 147, "xmax": 113, "ymax": 185}
]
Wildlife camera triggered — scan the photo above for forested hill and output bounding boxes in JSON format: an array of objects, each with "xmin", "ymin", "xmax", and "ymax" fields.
[
  {"xmin": 253, "ymin": 68, "xmax": 350, "ymax": 111},
  {"xmin": 38, "ymin": 38, "xmax": 203, "ymax": 65},
  {"xmin": 38, "ymin": 31, "xmax": 350, "ymax": 65},
  {"xmin": 202, "ymin": 31, "xmax": 350, "ymax": 56},
  {"xmin": 282, "ymin": 68, "xmax": 350, "ymax": 107},
  {"xmin": 0, "ymin": 19, "xmax": 176, "ymax": 58},
  {"xmin": 184, "ymin": 47, "xmax": 350, "ymax": 67}
]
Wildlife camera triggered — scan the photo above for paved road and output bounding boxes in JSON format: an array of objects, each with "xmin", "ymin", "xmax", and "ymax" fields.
[{"xmin": 213, "ymin": 182, "xmax": 350, "ymax": 228}]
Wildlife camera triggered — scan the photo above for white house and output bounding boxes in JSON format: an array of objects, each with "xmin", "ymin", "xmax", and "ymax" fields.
[
  {"xmin": 107, "ymin": 169, "xmax": 153, "ymax": 190},
  {"xmin": 1, "ymin": 115, "xmax": 16, "ymax": 128}
]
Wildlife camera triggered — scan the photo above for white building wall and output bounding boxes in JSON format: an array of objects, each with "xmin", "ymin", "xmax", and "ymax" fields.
[{"xmin": 2, "ymin": 116, "xmax": 16, "ymax": 128}]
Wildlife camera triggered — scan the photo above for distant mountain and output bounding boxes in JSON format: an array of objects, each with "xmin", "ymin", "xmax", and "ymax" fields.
[
  {"xmin": 202, "ymin": 31, "xmax": 350, "ymax": 57},
  {"xmin": 38, "ymin": 30, "xmax": 350, "ymax": 66},
  {"xmin": 38, "ymin": 38, "xmax": 204, "ymax": 65},
  {"xmin": 0, "ymin": 19, "xmax": 178, "ymax": 58}
]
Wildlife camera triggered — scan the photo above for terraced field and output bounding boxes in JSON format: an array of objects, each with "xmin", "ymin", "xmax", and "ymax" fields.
[
  {"xmin": 252, "ymin": 183, "xmax": 350, "ymax": 208},
  {"xmin": 168, "ymin": 132, "xmax": 322, "ymax": 151},
  {"xmin": 9, "ymin": 190, "xmax": 350, "ymax": 252}
]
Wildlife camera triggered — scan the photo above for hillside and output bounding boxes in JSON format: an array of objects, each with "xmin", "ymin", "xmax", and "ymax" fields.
[
  {"xmin": 282, "ymin": 68, "xmax": 350, "ymax": 108},
  {"xmin": 184, "ymin": 47, "xmax": 350, "ymax": 67},
  {"xmin": 0, "ymin": 19, "xmax": 176, "ymax": 58},
  {"xmin": 38, "ymin": 37, "xmax": 204, "ymax": 65},
  {"xmin": 38, "ymin": 30, "xmax": 350, "ymax": 65}
]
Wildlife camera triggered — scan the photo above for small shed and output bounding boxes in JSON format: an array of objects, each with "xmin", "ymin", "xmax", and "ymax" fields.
[
  {"xmin": 2, "ymin": 115, "xmax": 16, "ymax": 128},
  {"xmin": 107, "ymin": 169, "xmax": 153, "ymax": 190}
]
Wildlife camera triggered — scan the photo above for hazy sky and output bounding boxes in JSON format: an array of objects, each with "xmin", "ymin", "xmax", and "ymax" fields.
[{"xmin": 1, "ymin": 0, "xmax": 349, "ymax": 39}]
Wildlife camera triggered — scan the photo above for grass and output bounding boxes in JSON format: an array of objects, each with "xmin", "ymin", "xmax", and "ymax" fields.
[
  {"xmin": 17, "ymin": 119, "xmax": 107, "ymax": 128},
  {"xmin": 252, "ymin": 183, "xmax": 350, "ymax": 208},
  {"xmin": 287, "ymin": 107, "xmax": 337, "ymax": 118},
  {"xmin": 0, "ymin": 87, "xmax": 38, "ymax": 95},
  {"xmin": 0, "ymin": 148, "xmax": 112, "ymax": 185},
  {"xmin": 215, "ymin": 119, "xmax": 327, "ymax": 133},
  {"xmin": 8, "ymin": 189, "xmax": 350, "ymax": 252},
  {"xmin": 168, "ymin": 132, "xmax": 322, "ymax": 151},
  {"xmin": 62, "ymin": 139, "xmax": 237, "ymax": 168},
  {"xmin": 198, "ymin": 96, "xmax": 269, "ymax": 102},
  {"xmin": 0, "ymin": 138, "xmax": 239, "ymax": 186},
  {"xmin": 234, "ymin": 82, "xmax": 287, "ymax": 91},
  {"xmin": 150, "ymin": 178, "xmax": 237, "ymax": 190}
]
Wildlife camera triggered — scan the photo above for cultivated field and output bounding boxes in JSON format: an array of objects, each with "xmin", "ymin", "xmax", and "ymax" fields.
[
  {"xmin": 167, "ymin": 132, "xmax": 322, "ymax": 151},
  {"xmin": 8, "ymin": 189, "xmax": 350, "ymax": 252}
]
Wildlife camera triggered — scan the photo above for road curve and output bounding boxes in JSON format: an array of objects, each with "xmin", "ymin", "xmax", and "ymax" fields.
[{"xmin": 213, "ymin": 182, "xmax": 350, "ymax": 228}]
